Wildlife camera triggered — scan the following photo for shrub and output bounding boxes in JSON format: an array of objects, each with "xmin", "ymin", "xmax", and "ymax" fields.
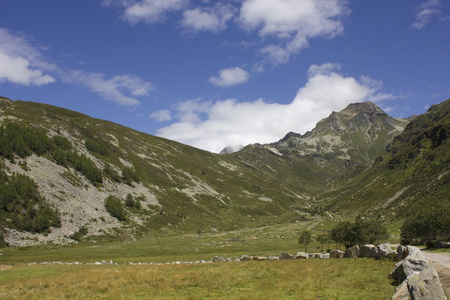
[
  {"xmin": 121, "ymin": 167, "xmax": 140, "ymax": 185},
  {"xmin": 85, "ymin": 138, "xmax": 109, "ymax": 156},
  {"xmin": 105, "ymin": 196, "xmax": 127, "ymax": 221},
  {"xmin": 104, "ymin": 163, "xmax": 121, "ymax": 182},
  {"xmin": 125, "ymin": 193, "xmax": 140, "ymax": 209}
]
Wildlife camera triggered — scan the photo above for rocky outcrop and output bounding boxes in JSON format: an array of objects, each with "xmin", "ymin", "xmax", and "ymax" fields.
[{"xmin": 389, "ymin": 246, "xmax": 447, "ymax": 300}]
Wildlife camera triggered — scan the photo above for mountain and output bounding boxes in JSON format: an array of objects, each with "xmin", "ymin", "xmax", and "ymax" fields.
[
  {"xmin": 318, "ymin": 99, "xmax": 450, "ymax": 218},
  {"xmin": 0, "ymin": 97, "xmax": 410, "ymax": 246}
]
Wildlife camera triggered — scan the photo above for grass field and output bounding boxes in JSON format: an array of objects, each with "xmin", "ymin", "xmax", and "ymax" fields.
[
  {"xmin": 0, "ymin": 223, "xmax": 400, "ymax": 299},
  {"xmin": 0, "ymin": 259, "xmax": 396, "ymax": 299}
]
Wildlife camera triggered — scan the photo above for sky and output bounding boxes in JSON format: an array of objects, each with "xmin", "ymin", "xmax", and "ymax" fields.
[{"xmin": 0, "ymin": 0, "xmax": 449, "ymax": 153}]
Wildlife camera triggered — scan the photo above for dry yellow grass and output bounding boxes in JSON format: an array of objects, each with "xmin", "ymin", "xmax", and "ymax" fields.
[{"xmin": 0, "ymin": 259, "xmax": 395, "ymax": 299}]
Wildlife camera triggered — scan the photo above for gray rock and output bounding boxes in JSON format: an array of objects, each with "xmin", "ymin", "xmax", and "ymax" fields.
[
  {"xmin": 377, "ymin": 243, "xmax": 396, "ymax": 260},
  {"xmin": 279, "ymin": 252, "xmax": 295, "ymax": 260},
  {"xmin": 360, "ymin": 244, "xmax": 378, "ymax": 258},
  {"xmin": 396, "ymin": 245, "xmax": 408, "ymax": 262},
  {"xmin": 240, "ymin": 255, "xmax": 253, "ymax": 261},
  {"xmin": 389, "ymin": 245, "xmax": 447, "ymax": 300},
  {"xmin": 344, "ymin": 246, "xmax": 359, "ymax": 258},
  {"xmin": 268, "ymin": 256, "xmax": 279, "ymax": 261},
  {"xmin": 254, "ymin": 256, "xmax": 268, "ymax": 261},
  {"xmin": 213, "ymin": 256, "xmax": 225, "ymax": 263},
  {"xmin": 438, "ymin": 241, "xmax": 450, "ymax": 248},
  {"xmin": 295, "ymin": 252, "xmax": 309, "ymax": 259},
  {"xmin": 322, "ymin": 253, "xmax": 330, "ymax": 259},
  {"xmin": 329, "ymin": 250, "xmax": 344, "ymax": 258}
]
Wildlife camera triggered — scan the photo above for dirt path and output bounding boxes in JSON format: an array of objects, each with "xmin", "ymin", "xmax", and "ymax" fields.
[{"xmin": 422, "ymin": 251, "xmax": 450, "ymax": 297}]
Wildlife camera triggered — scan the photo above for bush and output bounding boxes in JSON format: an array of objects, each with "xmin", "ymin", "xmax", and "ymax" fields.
[
  {"xmin": 85, "ymin": 138, "xmax": 109, "ymax": 156},
  {"xmin": 105, "ymin": 196, "xmax": 127, "ymax": 221},
  {"xmin": 104, "ymin": 163, "xmax": 121, "ymax": 182},
  {"xmin": 121, "ymin": 167, "xmax": 140, "ymax": 185},
  {"xmin": 125, "ymin": 193, "xmax": 140, "ymax": 209}
]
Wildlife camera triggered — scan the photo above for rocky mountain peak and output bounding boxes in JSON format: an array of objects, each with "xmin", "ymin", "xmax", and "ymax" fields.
[{"xmin": 340, "ymin": 101, "xmax": 386, "ymax": 118}]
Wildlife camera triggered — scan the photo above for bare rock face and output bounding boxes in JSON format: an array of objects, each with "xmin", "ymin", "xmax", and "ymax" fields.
[{"xmin": 390, "ymin": 246, "xmax": 447, "ymax": 300}]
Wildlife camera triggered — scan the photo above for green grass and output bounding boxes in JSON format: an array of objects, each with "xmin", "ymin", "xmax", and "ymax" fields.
[{"xmin": 0, "ymin": 259, "xmax": 396, "ymax": 299}]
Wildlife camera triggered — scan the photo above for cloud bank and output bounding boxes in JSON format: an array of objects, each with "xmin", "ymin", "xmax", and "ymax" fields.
[
  {"xmin": 0, "ymin": 28, "xmax": 55, "ymax": 86},
  {"xmin": 0, "ymin": 27, "xmax": 153, "ymax": 107},
  {"xmin": 106, "ymin": 0, "xmax": 350, "ymax": 67},
  {"xmin": 156, "ymin": 63, "xmax": 389, "ymax": 153}
]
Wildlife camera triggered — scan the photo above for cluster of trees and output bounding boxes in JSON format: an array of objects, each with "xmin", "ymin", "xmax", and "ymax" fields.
[
  {"xmin": 330, "ymin": 218, "xmax": 389, "ymax": 248},
  {"xmin": 400, "ymin": 203, "xmax": 450, "ymax": 246},
  {"xmin": 0, "ymin": 169, "xmax": 61, "ymax": 233},
  {"xmin": 299, "ymin": 218, "xmax": 389, "ymax": 252}
]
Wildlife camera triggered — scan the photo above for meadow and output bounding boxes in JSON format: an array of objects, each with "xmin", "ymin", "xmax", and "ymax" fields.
[{"xmin": 0, "ymin": 223, "xmax": 399, "ymax": 299}]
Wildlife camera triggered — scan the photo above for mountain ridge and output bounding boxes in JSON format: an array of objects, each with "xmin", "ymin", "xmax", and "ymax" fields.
[{"xmin": 0, "ymin": 96, "xmax": 437, "ymax": 247}]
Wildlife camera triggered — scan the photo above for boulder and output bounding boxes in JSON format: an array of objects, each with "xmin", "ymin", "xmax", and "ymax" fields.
[
  {"xmin": 322, "ymin": 253, "xmax": 330, "ymax": 259},
  {"xmin": 268, "ymin": 256, "xmax": 279, "ymax": 261},
  {"xmin": 377, "ymin": 243, "xmax": 396, "ymax": 260},
  {"xmin": 254, "ymin": 256, "xmax": 268, "ymax": 261},
  {"xmin": 295, "ymin": 252, "xmax": 309, "ymax": 259},
  {"xmin": 344, "ymin": 246, "xmax": 360, "ymax": 258},
  {"xmin": 279, "ymin": 252, "xmax": 295, "ymax": 260},
  {"xmin": 389, "ymin": 245, "xmax": 447, "ymax": 300},
  {"xmin": 395, "ymin": 245, "xmax": 408, "ymax": 262},
  {"xmin": 309, "ymin": 253, "xmax": 322, "ymax": 259},
  {"xmin": 213, "ymin": 256, "xmax": 225, "ymax": 263},
  {"xmin": 360, "ymin": 244, "xmax": 378, "ymax": 258},
  {"xmin": 438, "ymin": 241, "xmax": 450, "ymax": 248},
  {"xmin": 329, "ymin": 250, "xmax": 344, "ymax": 258},
  {"xmin": 240, "ymin": 255, "xmax": 253, "ymax": 261}
]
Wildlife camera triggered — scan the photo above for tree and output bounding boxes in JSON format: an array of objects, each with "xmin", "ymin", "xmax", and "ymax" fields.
[
  {"xmin": 317, "ymin": 233, "xmax": 329, "ymax": 252},
  {"xmin": 400, "ymin": 203, "xmax": 450, "ymax": 246},
  {"xmin": 105, "ymin": 196, "xmax": 127, "ymax": 221},
  {"xmin": 330, "ymin": 218, "xmax": 389, "ymax": 248},
  {"xmin": 299, "ymin": 230, "xmax": 312, "ymax": 252}
]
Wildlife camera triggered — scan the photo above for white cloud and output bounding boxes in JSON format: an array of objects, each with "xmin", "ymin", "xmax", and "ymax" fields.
[
  {"xmin": 157, "ymin": 63, "xmax": 385, "ymax": 153},
  {"xmin": 150, "ymin": 109, "xmax": 172, "ymax": 122},
  {"xmin": 181, "ymin": 4, "xmax": 236, "ymax": 34},
  {"xmin": 412, "ymin": 0, "xmax": 441, "ymax": 29},
  {"xmin": 63, "ymin": 71, "xmax": 153, "ymax": 106},
  {"xmin": 209, "ymin": 67, "xmax": 250, "ymax": 87},
  {"xmin": 239, "ymin": 0, "xmax": 350, "ymax": 65},
  {"xmin": 0, "ymin": 28, "xmax": 55, "ymax": 86},
  {"xmin": 104, "ymin": 0, "xmax": 189, "ymax": 24}
]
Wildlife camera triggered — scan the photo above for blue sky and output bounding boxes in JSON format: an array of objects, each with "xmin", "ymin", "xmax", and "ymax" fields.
[{"xmin": 0, "ymin": 0, "xmax": 449, "ymax": 153}]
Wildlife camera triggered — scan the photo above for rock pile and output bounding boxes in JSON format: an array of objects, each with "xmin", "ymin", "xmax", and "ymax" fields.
[{"xmin": 389, "ymin": 245, "xmax": 447, "ymax": 300}]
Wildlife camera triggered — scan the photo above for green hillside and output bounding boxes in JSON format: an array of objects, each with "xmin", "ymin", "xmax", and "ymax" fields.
[
  {"xmin": 320, "ymin": 99, "xmax": 450, "ymax": 219},
  {"xmin": 0, "ymin": 96, "xmax": 437, "ymax": 247}
]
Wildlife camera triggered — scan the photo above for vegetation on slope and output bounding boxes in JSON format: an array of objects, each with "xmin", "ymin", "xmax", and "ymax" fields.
[{"xmin": 320, "ymin": 99, "xmax": 450, "ymax": 219}]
